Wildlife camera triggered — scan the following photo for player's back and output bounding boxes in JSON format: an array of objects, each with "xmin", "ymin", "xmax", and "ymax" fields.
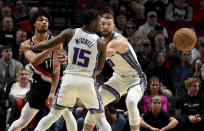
[{"xmin": 64, "ymin": 28, "xmax": 99, "ymax": 77}]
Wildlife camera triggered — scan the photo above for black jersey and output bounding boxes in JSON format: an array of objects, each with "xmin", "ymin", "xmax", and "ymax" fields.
[{"xmin": 29, "ymin": 34, "xmax": 53, "ymax": 85}]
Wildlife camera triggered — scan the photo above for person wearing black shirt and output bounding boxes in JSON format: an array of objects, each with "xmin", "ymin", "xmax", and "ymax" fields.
[
  {"xmin": 177, "ymin": 77, "xmax": 204, "ymax": 131},
  {"xmin": 141, "ymin": 95, "xmax": 178, "ymax": 131}
]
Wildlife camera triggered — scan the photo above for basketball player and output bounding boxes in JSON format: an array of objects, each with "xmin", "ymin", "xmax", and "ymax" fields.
[
  {"xmin": 8, "ymin": 10, "xmax": 77, "ymax": 131},
  {"xmin": 83, "ymin": 13, "xmax": 147, "ymax": 131},
  {"xmin": 20, "ymin": 10, "xmax": 111, "ymax": 131}
]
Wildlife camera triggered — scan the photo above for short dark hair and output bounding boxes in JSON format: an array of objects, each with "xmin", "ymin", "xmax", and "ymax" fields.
[
  {"xmin": 80, "ymin": 9, "xmax": 101, "ymax": 27},
  {"xmin": 2, "ymin": 44, "xmax": 12, "ymax": 50},
  {"xmin": 30, "ymin": 9, "xmax": 51, "ymax": 31}
]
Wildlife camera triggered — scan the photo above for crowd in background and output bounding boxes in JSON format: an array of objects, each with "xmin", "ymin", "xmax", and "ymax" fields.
[{"xmin": 0, "ymin": 0, "xmax": 204, "ymax": 131}]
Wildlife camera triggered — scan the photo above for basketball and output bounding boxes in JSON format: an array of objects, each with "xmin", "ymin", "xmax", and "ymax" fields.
[{"xmin": 173, "ymin": 28, "xmax": 197, "ymax": 51}]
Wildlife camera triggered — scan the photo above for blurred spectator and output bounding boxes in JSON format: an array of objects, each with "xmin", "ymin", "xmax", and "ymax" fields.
[
  {"xmin": 14, "ymin": 29, "xmax": 27, "ymax": 60},
  {"xmin": 146, "ymin": 51, "xmax": 172, "ymax": 90},
  {"xmin": 132, "ymin": 3, "xmax": 146, "ymax": 29},
  {"xmin": 86, "ymin": 0, "xmax": 109, "ymax": 13},
  {"xmin": 141, "ymin": 95, "xmax": 179, "ymax": 131},
  {"xmin": 20, "ymin": 7, "xmax": 38, "ymax": 38},
  {"xmin": 115, "ymin": 12, "xmax": 127, "ymax": 34},
  {"xmin": 153, "ymin": 33, "xmax": 167, "ymax": 52},
  {"xmin": 132, "ymin": 31, "xmax": 144, "ymax": 53},
  {"xmin": 0, "ymin": 0, "xmax": 3, "ymax": 8},
  {"xmin": 165, "ymin": 0, "xmax": 193, "ymax": 21},
  {"xmin": 105, "ymin": 103, "xmax": 127, "ymax": 131},
  {"xmin": 142, "ymin": 76, "xmax": 168, "ymax": 113},
  {"xmin": 193, "ymin": 0, "xmax": 204, "ymax": 29},
  {"xmin": 144, "ymin": 0, "xmax": 169, "ymax": 19},
  {"xmin": 198, "ymin": 63, "xmax": 204, "ymax": 102},
  {"xmin": 107, "ymin": 0, "xmax": 121, "ymax": 16},
  {"xmin": 0, "ymin": 45, "xmax": 23, "ymax": 85},
  {"xmin": 0, "ymin": 6, "xmax": 13, "ymax": 27},
  {"xmin": 0, "ymin": 17, "xmax": 16, "ymax": 47},
  {"xmin": 6, "ymin": 68, "xmax": 30, "ymax": 104},
  {"xmin": 138, "ymin": 11, "xmax": 168, "ymax": 39},
  {"xmin": 137, "ymin": 39, "xmax": 152, "ymax": 73},
  {"xmin": 192, "ymin": 58, "xmax": 204, "ymax": 77},
  {"xmin": 122, "ymin": 21, "xmax": 137, "ymax": 44},
  {"xmin": 166, "ymin": 42, "xmax": 180, "ymax": 69},
  {"xmin": 177, "ymin": 77, "xmax": 204, "ymax": 131},
  {"xmin": 190, "ymin": 36, "xmax": 204, "ymax": 64},
  {"xmin": 171, "ymin": 51, "xmax": 193, "ymax": 96},
  {"xmin": 0, "ymin": 82, "xmax": 7, "ymax": 131},
  {"xmin": 13, "ymin": 0, "xmax": 28, "ymax": 25}
]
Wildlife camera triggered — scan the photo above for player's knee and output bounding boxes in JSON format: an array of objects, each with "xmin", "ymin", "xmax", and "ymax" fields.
[{"xmin": 126, "ymin": 96, "xmax": 138, "ymax": 107}]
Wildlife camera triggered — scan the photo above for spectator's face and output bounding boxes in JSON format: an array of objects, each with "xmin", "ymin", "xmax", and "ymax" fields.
[
  {"xmin": 147, "ymin": 15, "xmax": 157, "ymax": 26},
  {"xmin": 18, "ymin": 70, "xmax": 29, "ymax": 85},
  {"xmin": 100, "ymin": 17, "xmax": 115, "ymax": 37},
  {"xmin": 0, "ymin": 0, "xmax": 3, "ymax": 8},
  {"xmin": 141, "ymin": 43, "xmax": 151, "ymax": 54},
  {"xmin": 16, "ymin": 31, "xmax": 27, "ymax": 45},
  {"xmin": 150, "ymin": 80, "xmax": 160, "ymax": 95},
  {"xmin": 3, "ymin": 17, "xmax": 13, "ymax": 31},
  {"xmin": 155, "ymin": 34, "xmax": 165, "ymax": 49},
  {"xmin": 116, "ymin": 14, "xmax": 127, "ymax": 26},
  {"xmin": 151, "ymin": 99, "xmax": 162, "ymax": 113},
  {"xmin": 1, "ymin": 48, "xmax": 12, "ymax": 60},
  {"xmin": 110, "ymin": 0, "xmax": 119, "ymax": 8},
  {"xmin": 34, "ymin": 16, "xmax": 49, "ymax": 33},
  {"xmin": 180, "ymin": 51, "xmax": 191, "ymax": 63},
  {"xmin": 1, "ymin": 7, "xmax": 12, "ymax": 18},
  {"xmin": 15, "ymin": 0, "xmax": 25, "ymax": 12},
  {"xmin": 125, "ymin": 24, "xmax": 135, "ymax": 37},
  {"xmin": 188, "ymin": 82, "xmax": 200, "ymax": 96},
  {"xmin": 156, "ymin": 52, "xmax": 165, "ymax": 66}
]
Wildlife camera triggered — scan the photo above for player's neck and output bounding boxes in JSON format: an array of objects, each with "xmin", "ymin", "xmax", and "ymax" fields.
[
  {"xmin": 33, "ymin": 32, "xmax": 48, "ymax": 43},
  {"xmin": 103, "ymin": 33, "xmax": 114, "ymax": 43}
]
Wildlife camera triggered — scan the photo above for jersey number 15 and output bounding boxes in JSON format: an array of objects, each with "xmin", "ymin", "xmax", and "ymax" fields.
[{"xmin": 72, "ymin": 47, "xmax": 91, "ymax": 67}]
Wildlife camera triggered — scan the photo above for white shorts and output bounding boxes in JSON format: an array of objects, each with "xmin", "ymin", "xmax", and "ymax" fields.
[
  {"xmin": 102, "ymin": 72, "xmax": 145, "ymax": 101},
  {"xmin": 54, "ymin": 74, "xmax": 104, "ymax": 113}
]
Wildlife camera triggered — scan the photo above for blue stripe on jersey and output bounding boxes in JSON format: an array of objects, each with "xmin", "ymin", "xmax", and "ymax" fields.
[
  {"xmin": 92, "ymin": 54, "xmax": 99, "ymax": 78},
  {"xmin": 120, "ymin": 49, "xmax": 145, "ymax": 80}
]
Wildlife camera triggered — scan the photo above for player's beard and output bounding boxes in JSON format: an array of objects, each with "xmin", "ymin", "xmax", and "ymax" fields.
[{"xmin": 101, "ymin": 31, "xmax": 112, "ymax": 37}]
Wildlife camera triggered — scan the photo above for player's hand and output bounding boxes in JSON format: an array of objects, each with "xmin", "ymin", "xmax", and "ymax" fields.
[
  {"xmin": 20, "ymin": 43, "xmax": 32, "ymax": 52},
  {"xmin": 150, "ymin": 127, "xmax": 160, "ymax": 131},
  {"xmin": 58, "ymin": 52, "xmax": 68, "ymax": 64},
  {"xmin": 48, "ymin": 92, "xmax": 55, "ymax": 106}
]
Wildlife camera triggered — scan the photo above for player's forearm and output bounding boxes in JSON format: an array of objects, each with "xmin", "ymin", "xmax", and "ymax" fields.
[
  {"xmin": 33, "ymin": 50, "xmax": 51, "ymax": 65},
  {"xmin": 31, "ymin": 39, "xmax": 59, "ymax": 51},
  {"xmin": 50, "ymin": 67, "xmax": 60, "ymax": 94}
]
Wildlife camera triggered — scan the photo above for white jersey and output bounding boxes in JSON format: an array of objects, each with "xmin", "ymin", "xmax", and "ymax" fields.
[
  {"xmin": 64, "ymin": 28, "xmax": 99, "ymax": 77},
  {"xmin": 105, "ymin": 32, "xmax": 146, "ymax": 80}
]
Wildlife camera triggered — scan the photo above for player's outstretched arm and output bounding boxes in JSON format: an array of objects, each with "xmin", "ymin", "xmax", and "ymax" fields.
[{"xmin": 20, "ymin": 29, "xmax": 73, "ymax": 52}]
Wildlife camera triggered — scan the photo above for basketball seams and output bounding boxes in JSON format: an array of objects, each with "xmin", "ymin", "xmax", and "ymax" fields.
[{"xmin": 173, "ymin": 28, "xmax": 197, "ymax": 51}]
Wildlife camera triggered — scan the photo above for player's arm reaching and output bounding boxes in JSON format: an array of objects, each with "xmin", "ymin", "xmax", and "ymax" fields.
[
  {"xmin": 95, "ymin": 39, "xmax": 107, "ymax": 76},
  {"xmin": 20, "ymin": 29, "xmax": 74, "ymax": 52},
  {"xmin": 48, "ymin": 44, "xmax": 63, "ymax": 105},
  {"xmin": 106, "ymin": 37, "xmax": 129, "ymax": 57},
  {"xmin": 22, "ymin": 40, "xmax": 52, "ymax": 66}
]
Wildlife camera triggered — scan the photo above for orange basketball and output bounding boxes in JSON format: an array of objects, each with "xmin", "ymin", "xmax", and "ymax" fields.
[{"xmin": 173, "ymin": 28, "xmax": 197, "ymax": 51}]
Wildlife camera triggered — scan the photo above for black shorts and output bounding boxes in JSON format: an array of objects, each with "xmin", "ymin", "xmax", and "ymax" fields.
[{"xmin": 26, "ymin": 80, "xmax": 51, "ymax": 110}]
